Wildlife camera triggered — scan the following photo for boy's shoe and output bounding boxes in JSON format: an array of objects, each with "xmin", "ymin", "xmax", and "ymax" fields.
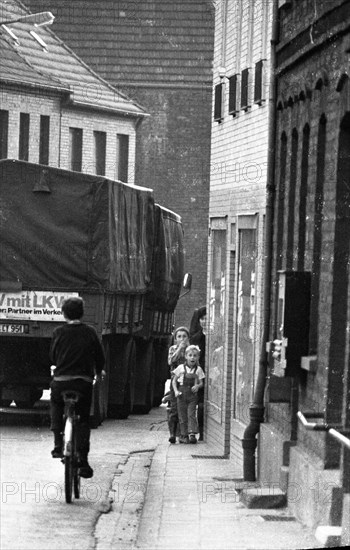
[
  {"xmin": 169, "ymin": 436, "xmax": 176, "ymax": 444},
  {"xmin": 51, "ymin": 446, "xmax": 63, "ymax": 458},
  {"xmin": 189, "ymin": 434, "xmax": 197, "ymax": 444},
  {"xmin": 79, "ymin": 462, "xmax": 94, "ymax": 479}
]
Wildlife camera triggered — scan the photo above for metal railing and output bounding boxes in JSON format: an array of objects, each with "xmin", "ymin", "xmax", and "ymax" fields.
[{"xmin": 297, "ymin": 411, "xmax": 350, "ymax": 449}]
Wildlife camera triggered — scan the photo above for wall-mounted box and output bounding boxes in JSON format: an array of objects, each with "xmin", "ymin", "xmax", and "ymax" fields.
[
  {"xmin": 301, "ymin": 355, "xmax": 317, "ymax": 373},
  {"xmin": 270, "ymin": 271, "xmax": 311, "ymax": 377}
]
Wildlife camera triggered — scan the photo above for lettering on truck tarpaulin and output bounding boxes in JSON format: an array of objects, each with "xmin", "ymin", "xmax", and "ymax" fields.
[{"xmin": 0, "ymin": 291, "xmax": 79, "ymax": 322}]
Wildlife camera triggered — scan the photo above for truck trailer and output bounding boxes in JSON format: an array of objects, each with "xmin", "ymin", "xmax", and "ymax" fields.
[{"xmin": 0, "ymin": 159, "xmax": 185, "ymax": 421}]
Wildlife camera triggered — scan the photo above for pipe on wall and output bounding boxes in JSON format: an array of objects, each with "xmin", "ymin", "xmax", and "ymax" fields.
[{"xmin": 242, "ymin": 0, "xmax": 279, "ymax": 481}]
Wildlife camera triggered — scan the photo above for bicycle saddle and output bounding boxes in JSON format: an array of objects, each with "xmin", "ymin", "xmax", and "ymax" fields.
[{"xmin": 61, "ymin": 390, "xmax": 82, "ymax": 402}]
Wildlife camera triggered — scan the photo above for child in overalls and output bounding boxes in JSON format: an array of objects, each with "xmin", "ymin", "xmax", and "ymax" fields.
[
  {"xmin": 172, "ymin": 345, "xmax": 205, "ymax": 444},
  {"xmin": 167, "ymin": 326, "xmax": 190, "ymax": 443}
]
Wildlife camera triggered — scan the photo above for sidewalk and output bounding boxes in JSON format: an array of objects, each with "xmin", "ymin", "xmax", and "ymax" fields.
[{"xmin": 134, "ymin": 409, "xmax": 319, "ymax": 550}]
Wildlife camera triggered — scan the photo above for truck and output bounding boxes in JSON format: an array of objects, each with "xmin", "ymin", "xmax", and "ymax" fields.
[{"xmin": 0, "ymin": 159, "xmax": 187, "ymax": 421}]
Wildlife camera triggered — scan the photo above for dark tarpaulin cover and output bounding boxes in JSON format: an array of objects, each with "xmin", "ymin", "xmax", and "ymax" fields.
[
  {"xmin": 147, "ymin": 204, "xmax": 184, "ymax": 311},
  {"xmin": 0, "ymin": 160, "xmax": 154, "ymax": 293}
]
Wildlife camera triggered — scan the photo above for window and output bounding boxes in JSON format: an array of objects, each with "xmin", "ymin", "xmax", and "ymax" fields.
[
  {"xmin": 309, "ymin": 116, "xmax": 326, "ymax": 354},
  {"xmin": 214, "ymin": 83, "xmax": 224, "ymax": 122},
  {"xmin": 116, "ymin": 134, "xmax": 129, "ymax": 182},
  {"xmin": 0, "ymin": 110, "xmax": 9, "ymax": 159},
  {"xmin": 297, "ymin": 124, "xmax": 310, "ymax": 271},
  {"xmin": 286, "ymin": 129, "xmax": 298, "ymax": 269},
  {"xmin": 39, "ymin": 115, "xmax": 50, "ymax": 165},
  {"xmin": 69, "ymin": 128, "xmax": 83, "ymax": 172},
  {"xmin": 235, "ymin": 227, "xmax": 257, "ymax": 419},
  {"xmin": 254, "ymin": 60, "xmax": 266, "ymax": 105},
  {"xmin": 94, "ymin": 131, "xmax": 106, "ymax": 176},
  {"xmin": 241, "ymin": 68, "xmax": 251, "ymax": 111},
  {"xmin": 19, "ymin": 113, "xmax": 30, "ymax": 161},
  {"xmin": 228, "ymin": 75, "xmax": 238, "ymax": 115},
  {"xmin": 208, "ymin": 223, "xmax": 227, "ymax": 422}
]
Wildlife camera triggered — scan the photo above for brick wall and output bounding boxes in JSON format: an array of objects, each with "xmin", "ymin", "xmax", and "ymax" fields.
[
  {"xmin": 128, "ymin": 85, "xmax": 212, "ymax": 327},
  {"xmin": 268, "ymin": 1, "xmax": 350, "ymax": 472}
]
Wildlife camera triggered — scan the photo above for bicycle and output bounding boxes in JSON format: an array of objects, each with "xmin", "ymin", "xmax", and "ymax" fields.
[{"xmin": 61, "ymin": 390, "xmax": 81, "ymax": 504}]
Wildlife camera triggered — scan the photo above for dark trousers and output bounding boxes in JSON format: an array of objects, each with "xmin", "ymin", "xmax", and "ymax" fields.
[
  {"xmin": 50, "ymin": 379, "xmax": 93, "ymax": 458},
  {"xmin": 197, "ymin": 387, "xmax": 204, "ymax": 436},
  {"xmin": 177, "ymin": 384, "xmax": 198, "ymax": 436},
  {"xmin": 167, "ymin": 387, "xmax": 180, "ymax": 437}
]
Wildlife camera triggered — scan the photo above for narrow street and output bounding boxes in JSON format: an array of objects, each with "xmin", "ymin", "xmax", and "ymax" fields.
[
  {"xmin": 0, "ymin": 399, "xmax": 164, "ymax": 550},
  {"xmin": 0, "ymin": 398, "xmax": 319, "ymax": 550}
]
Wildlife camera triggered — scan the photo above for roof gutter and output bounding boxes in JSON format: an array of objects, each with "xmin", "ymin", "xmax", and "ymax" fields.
[
  {"xmin": 0, "ymin": 77, "xmax": 70, "ymax": 95},
  {"xmin": 63, "ymin": 98, "xmax": 149, "ymax": 119},
  {"xmin": 242, "ymin": 0, "xmax": 279, "ymax": 481}
]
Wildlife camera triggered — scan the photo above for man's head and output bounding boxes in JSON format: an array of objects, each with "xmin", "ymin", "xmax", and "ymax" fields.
[{"xmin": 62, "ymin": 297, "xmax": 84, "ymax": 321}]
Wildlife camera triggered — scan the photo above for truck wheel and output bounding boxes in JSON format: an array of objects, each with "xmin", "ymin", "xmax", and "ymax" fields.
[
  {"xmin": 132, "ymin": 344, "xmax": 155, "ymax": 415},
  {"xmin": 15, "ymin": 399, "xmax": 36, "ymax": 409},
  {"xmin": 0, "ymin": 398, "xmax": 12, "ymax": 407},
  {"xmin": 15, "ymin": 389, "xmax": 43, "ymax": 409},
  {"xmin": 0, "ymin": 387, "xmax": 12, "ymax": 407},
  {"xmin": 153, "ymin": 381, "xmax": 166, "ymax": 407},
  {"xmin": 107, "ymin": 338, "xmax": 136, "ymax": 419},
  {"xmin": 100, "ymin": 340, "xmax": 110, "ymax": 420},
  {"xmin": 152, "ymin": 342, "xmax": 169, "ymax": 407},
  {"xmin": 89, "ymin": 383, "xmax": 101, "ymax": 429},
  {"xmin": 117, "ymin": 338, "xmax": 136, "ymax": 418}
]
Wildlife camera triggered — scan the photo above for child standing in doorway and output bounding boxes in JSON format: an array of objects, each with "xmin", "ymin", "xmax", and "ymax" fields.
[
  {"xmin": 172, "ymin": 345, "xmax": 205, "ymax": 444},
  {"xmin": 167, "ymin": 326, "xmax": 190, "ymax": 443}
]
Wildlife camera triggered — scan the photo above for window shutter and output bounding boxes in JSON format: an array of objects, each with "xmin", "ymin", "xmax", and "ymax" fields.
[
  {"xmin": 19, "ymin": 113, "xmax": 30, "ymax": 161},
  {"xmin": 39, "ymin": 115, "xmax": 50, "ymax": 165},
  {"xmin": 228, "ymin": 75, "xmax": 238, "ymax": 115},
  {"xmin": 254, "ymin": 60, "xmax": 266, "ymax": 105},
  {"xmin": 214, "ymin": 83, "xmax": 223, "ymax": 122},
  {"xmin": 241, "ymin": 68, "xmax": 251, "ymax": 111},
  {"xmin": 0, "ymin": 110, "xmax": 9, "ymax": 159}
]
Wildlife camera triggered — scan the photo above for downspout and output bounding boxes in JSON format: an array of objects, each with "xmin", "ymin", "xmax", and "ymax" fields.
[{"xmin": 242, "ymin": 0, "xmax": 279, "ymax": 481}]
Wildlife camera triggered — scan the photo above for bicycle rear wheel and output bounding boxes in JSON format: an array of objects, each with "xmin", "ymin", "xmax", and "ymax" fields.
[
  {"xmin": 64, "ymin": 455, "xmax": 73, "ymax": 503},
  {"xmin": 73, "ymin": 428, "xmax": 80, "ymax": 499},
  {"xmin": 64, "ymin": 417, "xmax": 74, "ymax": 503},
  {"xmin": 73, "ymin": 470, "xmax": 80, "ymax": 499}
]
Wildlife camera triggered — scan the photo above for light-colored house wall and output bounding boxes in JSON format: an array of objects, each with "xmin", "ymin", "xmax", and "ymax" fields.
[
  {"xmin": 205, "ymin": 0, "xmax": 272, "ymax": 465},
  {"xmin": 1, "ymin": 88, "xmax": 137, "ymax": 182}
]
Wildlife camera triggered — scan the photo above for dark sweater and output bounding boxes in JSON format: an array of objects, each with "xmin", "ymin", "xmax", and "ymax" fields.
[{"xmin": 50, "ymin": 322, "xmax": 105, "ymax": 381}]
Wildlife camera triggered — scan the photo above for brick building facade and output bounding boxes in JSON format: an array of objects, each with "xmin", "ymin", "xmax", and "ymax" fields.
[
  {"xmin": 24, "ymin": 0, "xmax": 215, "ymax": 326},
  {"xmin": 260, "ymin": 0, "xmax": 350, "ymax": 537},
  {"xmin": 208, "ymin": 0, "xmax": 350, "ymax": 541}
]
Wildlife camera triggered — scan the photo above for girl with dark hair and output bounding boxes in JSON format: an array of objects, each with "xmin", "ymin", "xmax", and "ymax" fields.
[{"xmin": 167, "ymin": 326, "xmax": 190, "ymax": 443}]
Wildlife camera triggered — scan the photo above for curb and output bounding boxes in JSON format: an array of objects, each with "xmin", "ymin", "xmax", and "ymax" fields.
[{"xmin": 95, "ymin": 450, "xmax": 154, "ymax": 549}]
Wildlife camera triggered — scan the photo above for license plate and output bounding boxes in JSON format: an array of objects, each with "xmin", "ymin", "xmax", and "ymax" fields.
[{"xmin": 0, "ymin": 324, "xmax": 29, "ymax": 334}]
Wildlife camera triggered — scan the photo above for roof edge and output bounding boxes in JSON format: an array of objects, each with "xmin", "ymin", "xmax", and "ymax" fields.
[
  {"xmin": 64, "ymin": 98, "xmax": 150, "ymax": 118},
  {"xmin": 0, "ymin": 76, "xmax": 70, "ymax": 94}
]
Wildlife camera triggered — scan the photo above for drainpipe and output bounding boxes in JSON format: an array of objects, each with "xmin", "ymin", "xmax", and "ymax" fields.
[{"xmin": 242, "ymin": 0, "xmax": 279, "ymax": 481}]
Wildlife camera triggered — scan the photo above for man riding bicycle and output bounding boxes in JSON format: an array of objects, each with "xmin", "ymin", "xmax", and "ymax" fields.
[{"xmin": 50, "ymin": 297, "xmax": 105, "ymax": 478}]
